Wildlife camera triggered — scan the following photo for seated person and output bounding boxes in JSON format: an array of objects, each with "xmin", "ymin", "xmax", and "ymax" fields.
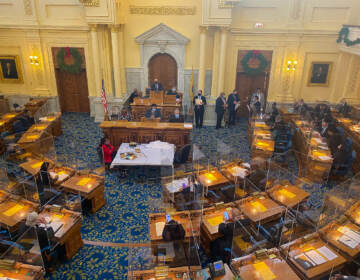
[
  {"xmin": 119, "ymin": 109, "xmax": 131, "ymax": 121},
  {"xmin": 167, "ymin": 87, "xmax": 178, "ymax": 96},
  {"xmin": 294, "ymin": 99, "xmax": 309, "ymax": 116},
  {"xmin": 315, "ymin": 103, "xmax": 330, "ymax": 121},
  {"xmin": 151, "ymin": 78, "xmax": 163, "ymax": 91},
  {"xmin": 268, "ymin": 102, "xmax": 279, "ymax": 123},
  {"xmin": 327, "ymin": 125, "xmax": 343, "ymax": 155},
  {"xmin": 317, "ymin": 119, "xmax": 329, "ymax": 138},
  {"xmin": 145, "ymin": 104, "xmax": 161, "ymax": 119},
  {"xmin": 36, "ymin": 162, "xmax": 53, "ymax": 206},
  {"xmin": 101, "ymin": 136, "xmax": 116, "ymax": 169},
  {"xmin": 18, "ymin": 109, "xmax": 35, "ymax": 130},
  {"xmin": 129, "ymin": 88, "xmax": 138, "ymax": 104},
  {"xmin": 336, "ymin": 98, "xmax": 351, "ymax": 117},
  {"xmin": 162, "ymin": 217, "xmax": 185, "ymax": 242},
  {"xmin": 251, "ymin": 96, "xmax": 261, "ymax": 115},
  {"xmin": 169, "ymin": 108, "xmax": 184, "ymax": 123},
  {"xmin": 332, "ymin": 138, "xmax": 351, "ymax": 170},
  {"xmin": 271, "ymin": 115, "xmax": 287, "ymax": 138}
]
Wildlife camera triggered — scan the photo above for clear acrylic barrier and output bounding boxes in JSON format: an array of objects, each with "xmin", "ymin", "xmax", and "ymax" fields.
[{"xmin": 0, "ymin": 226, "xmax": 45, "ymax": 276}]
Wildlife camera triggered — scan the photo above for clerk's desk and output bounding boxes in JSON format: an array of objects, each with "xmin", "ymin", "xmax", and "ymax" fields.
[
  {"xmin": 0, "ymin": 262, "xmax": 44, "ymax": 280},
  {"xmin": 280, "ymin": 233, "xmax": 346, "ymax": 280},
  {"xmin": 236, "ymin": 193, "xmax": 284, "ymax": 225},
  {"xmin": 0, "ymin": 190, "xmax": 38, "ymax": 231},
  {"xmin": 267, "ymin": 180, "xmax": 310, "ymax": 209},
  {"xmin": 319, "ymin": 216, "xmax": 360, "ymax": 259},
  {"xmin": 60, "ymin": 173, "xmax": 105, "ymax": 213},
  {"xmin": 149, "ymin": 210, "xmax": 201, "ymax": 244},
  {"xmin": 100, "ymin": 121, "xmax": 192, "ymax": 149},
  {"xmin": 0, "ymin": 111, "xmax": 24, "ymax": 133},
  {"xmin": 231, "ymin": 248, "xmax": 300, "ymax": 280},
  {"xmin": 290, "ymin": 118, "xmax": 333, "ymax": 182},
  {"xmin": 335, "ymin": 117, "xmax": 360, "ymax": 171},
  {"xmin": 39, "ymin": 205, "xmax": 82, "ymax": 260}
]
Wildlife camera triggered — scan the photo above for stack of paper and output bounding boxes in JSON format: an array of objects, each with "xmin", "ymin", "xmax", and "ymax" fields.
[
  {"xmin": 231, "ymin": 167, "xmax": 247, "ymax": 178},
  {"xmin": 338, "ymin": 227, "xmax": 360, "ymax": 249},
  {"xmin": 155, "ymin": 222, "xmax": 165, "ymax": 237}
]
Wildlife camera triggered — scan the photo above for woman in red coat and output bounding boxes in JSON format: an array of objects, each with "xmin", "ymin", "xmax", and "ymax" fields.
[{"xmin": 101, "ymin": 137, "xmax": 115, "ymax": 169}]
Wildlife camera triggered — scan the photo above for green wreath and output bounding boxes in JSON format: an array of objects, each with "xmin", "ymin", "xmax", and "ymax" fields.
[
  {"xmin": 241, "ymin": 51, "xmax": 269, "ymax": 76},
  {"xmin": 57, "ymin": 48, "xmax": 82, "ymax": 74},
  {"xmin": 337, "ymin": 27, "xmax": 360, "ymax": 47}
]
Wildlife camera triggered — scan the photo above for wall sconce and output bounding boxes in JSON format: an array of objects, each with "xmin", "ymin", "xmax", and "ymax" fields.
[
  {"xmin": 287, "ymin": 60, "xmax": 298, "ymax": 71},
  {"xmin": 29, "ymin": 56, "xmax": 39, "ymax": 66}
]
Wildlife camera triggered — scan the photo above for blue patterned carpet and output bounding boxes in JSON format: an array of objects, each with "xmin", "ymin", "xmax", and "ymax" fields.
[{"xmin": 4, "ymin": 113, "xmax": 329, "ymax": 279}]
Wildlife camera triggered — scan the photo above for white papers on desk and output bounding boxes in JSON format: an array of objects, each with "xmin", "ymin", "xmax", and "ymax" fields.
[
  {"xmin": 49, "ymin": 171, "xmax": 68, "ymax": 182},
  {"xmin": 338, "ymin": 228, "xmax": 360, "ymax": 249},
  {"xmin": 317, "ymin": 246, "xmax": 337, "ymax": 261},
  {"xmin": 305, "ymin": 250, "xmax": 326, "ymax": 265},
  {"xmin": 155, "ymin": 222, "xmax": 165, "ymax": 237},
  {"xmin": 184, "ymin": 123, "xmax": 193, "ymax": 128},
  {"xmin": 166, "ymin": 178, "xmax": 187, "ymax": 193},
  {"xmin": 319, "ymin": 155, "xmax": 332, "ymax": 161},
  {"xmin": 339, "ymin": 235, "xmax": 359, "ymax": 249},
  {"xmin": 231, "ymin": 167, "xmax": 248, "ymax": 178},
  {"xmin": 242, "ymin": 163, "xmax": 251, "ymax": 169}
]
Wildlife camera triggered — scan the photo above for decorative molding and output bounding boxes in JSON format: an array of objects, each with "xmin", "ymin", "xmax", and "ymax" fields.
[
  {"xmin": 79, "ymin": 0, "xmax": 100, "ymax": 7},
  {"xmin": 290, "ymin": 0, "xmax": 301, "ymax": 20},
  {"xmin": 129, "ymin": 5, "xmax": 196, "ymax": 15},
  {"xmin": 23, "ymin": 0, "xmax": 33, "ymax": 16},
  {"xmin": 347, "ymin": 58, "xmax": 360, "ymax": 96},
  {"xmin": 218, "ymin": 0, "xmax": 243, "ymax": 9}
]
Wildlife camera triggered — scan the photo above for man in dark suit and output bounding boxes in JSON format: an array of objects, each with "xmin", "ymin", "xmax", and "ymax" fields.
[
  {"xmin": 252, "ymin": 96, "xmax": 261, "ymax": 115},
  {"xmin": 169, "ymin": 108, "xmax": 184, "ymax": 123},
  {"xmin": 227, "ymin": 90, "xmax": 240, "ymax": 126},
  {"xmin": 215, "ymin": 92, "xmax": 227, "ymax": 129},
  {"xmin": 318, "ymin": 119, "xmax": 329, "ymax": 138},
  {"xmin": 151, "ymin": 79, "xmax": 163, "ymax": 91},
  {"xmin": 129, "ymin": 88, "xmax": 138, "ymax": 104},
  {"xmin": 145, "ymin": 104, "xmax": 161, "ymax": 119},
  {"xmin": 193, "ymin": 90, "xmax": 207, "ymax": 128}
]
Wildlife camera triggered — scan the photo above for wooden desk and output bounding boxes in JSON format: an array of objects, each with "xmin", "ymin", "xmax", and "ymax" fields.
[
  {"xmin": 220, "ymin": 161, "xmax": 249, "ymax": 184},
  {"xmin": 17, "ymin": 129, "xmax": 53, "ymax": 155},
  {"xmin": 19, "ymin": 158, "xmax": 52, "ymax": 176},
  {"xmin": 100, "ymin": 121, "xmax": 192, "ymax": 149},
  {"xmin": 25, "ymin": 98, "xmax": 47, "ymax": 117},
  {"xmin": 48, "ymin": 165, "xmax": 75, "ymax": 186},
  {"xmin": 60, "ymin": 174, "xmax": 105, "ymax": 213},
  {"xmin": 197, "ymin": 169, "xmax": 230, "ymax": 191},
  {"xmin": 267, "ymin": 181, "xmax": 310, "ymax": 209},
  {"xmin": 39, "ymin": 206, "xmax": 83, "ymax": 260},
  {"xmin": 237, "ymin": 194, "xmax": 284, "ymax": 224},
  {"xmin": 280, "ymin": 233, "xmax": 346, "ymax": 280},
  {"xmin": 129, "ymin": 266, "xmax": 189, "ymax": 280},
  {"xmin": 0, "ymin": 111, "xmax": 23, "ymax": 133},
  {"xmin": 231, "ymin": 248, "xmax": 300, "ymax": 280},
  {"xmin": 319, "ymin": 218, "xmax": 360, "ymax": 259},
  {"xmin": 0, "ymin": 191, "xmax": 38, "ymax": 231},
  {"xmin": 0, "ymin": 262, "xmax": 44, "ymax": 280},
  {"xmin": 251, "ymin": 136, "xmax": 274, "ymax": 160},
  {"xmin": 39, "ymin": 113, "xmax": 62, "ymax": 137},
  {"xmin": 279, "ymin": 107, "xmax": 297, "ymax": 122},
  {"xmin": 149, "ymin": 211, "xmax": 199, "ymax": 243}
]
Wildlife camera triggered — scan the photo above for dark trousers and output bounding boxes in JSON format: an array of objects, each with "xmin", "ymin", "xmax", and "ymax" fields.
[
  {"xmin": 216, "ymin": 111, "xmax": 224, "ymax": 129},
  {"xmin": 228, "ymin": 110, "xmax": 236, "ymax": 125},
  {"xmin": 195, "ymin": 108, "xmax": 204, "ymax": 128}
]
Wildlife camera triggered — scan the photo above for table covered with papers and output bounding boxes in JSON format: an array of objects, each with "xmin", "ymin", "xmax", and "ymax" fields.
[{"xmin": 111, "ymin": 141, "xmax": 175, "ymax": 167}]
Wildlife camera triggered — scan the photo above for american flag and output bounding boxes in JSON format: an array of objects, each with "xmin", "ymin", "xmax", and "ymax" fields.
[{"xmin": 101, "ymin": 79, "xmax": 108, "ymax": 114}]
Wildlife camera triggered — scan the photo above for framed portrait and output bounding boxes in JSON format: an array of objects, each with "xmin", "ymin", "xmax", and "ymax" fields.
[
  {"xmin": 0, "ymin": 55, "xmax": 23, "ymax": 84},
  {"xmin": 308, "ymin": 62, "xmax": 332, "ymax": 87}
]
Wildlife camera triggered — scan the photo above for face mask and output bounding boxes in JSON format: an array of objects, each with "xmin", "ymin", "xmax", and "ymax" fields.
[
  {"xmin": 198, "ymin": 93, "xmax": 201, "ymax": 96},
  {"xmin": 172, "ymin": 88, "xmax": 176, "ymax": 91},
  {"xmin": 175, "ymin": 114, "xmax": 179, "ymax": 118},
  {"xmin": 152, "ymin": 108, "xmax": 156, "ymax": 112}
]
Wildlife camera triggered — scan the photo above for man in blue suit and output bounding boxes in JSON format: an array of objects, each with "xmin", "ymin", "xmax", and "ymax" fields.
[
  {"xmin": 151, "ymin": 79, "xmax": 163, "ymax": 91},
  {"xmin": 145, "ymin": 104, "xmax": 161, "ymax": 119}
]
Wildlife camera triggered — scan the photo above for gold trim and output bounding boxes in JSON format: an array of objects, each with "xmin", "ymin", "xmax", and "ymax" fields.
[
  {"xmin": 129, "ymin": 5, "xmax": 196, "ymax": 15},
  {"xmin": 79, "ymin": 0, "xmax": 99, "ymax": 7},
  {"xmin": 0, "ymin": 55, "xmax": 23, "ymax": 84},
  {"xmin": 307, "ymin": 62, "xmax": 333, "ymax": 87}
]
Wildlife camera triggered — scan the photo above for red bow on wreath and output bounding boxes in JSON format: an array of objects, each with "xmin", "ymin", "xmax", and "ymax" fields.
[
  {"xmin": 64, "ymin": 47, "xmax": 71, "ymax": 59},
  {"xmin": 250, "ymin": 50, "xmax": 260, "ymax": 64}
]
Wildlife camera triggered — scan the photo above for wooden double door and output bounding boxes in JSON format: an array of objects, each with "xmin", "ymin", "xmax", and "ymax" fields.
[
  {"xmin": 148, "ymin": 53, "xmax": 177, "ymax": 91},
  {"xmin": 52, "ymin": 48, "xmax": 90, "ymax": 113}
]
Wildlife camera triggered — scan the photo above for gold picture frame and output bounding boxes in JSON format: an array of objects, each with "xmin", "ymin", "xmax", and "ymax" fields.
[
  {"xmin": 0, "ymin": 55, "xmax": 23, "ymax": 84},
  {"xmin": 307, "ymin": 62, "xmax": 332, "ymax": 87}
]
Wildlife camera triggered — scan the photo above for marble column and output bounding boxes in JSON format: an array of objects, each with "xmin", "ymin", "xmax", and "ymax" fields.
[
  {"xmin": 211, "ymin": 27, "xmax": 220, "ymax": 98},
  {"xmin": 198, "ymin": 26, "xmax": 207, "ymax": 92},
  {"xmin": 90, "ymin": 24, "xmax": 101, "ymax": 96},
  {"xmin": 110, "ymin": 25, "xmax": 123, "ymax": 97},
  {"xmin": 118, "ymin": 25, "xmax": 127, "ymax": 94},
  {"xmin": 217, "ymin": 27, "xmax": 228, "ymax": 93}
]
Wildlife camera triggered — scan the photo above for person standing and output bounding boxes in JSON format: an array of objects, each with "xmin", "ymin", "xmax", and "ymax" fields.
[
  {"xmin": 193, "ymin": 90, "xmax": 207, "ymax": 128},
  {"xmin": 251, "ymin": 88, "xmax": 265, "ymax": 109},
  {"xmin": 215, "ymin": 92, "xmax": 227, "ymax": 129},
  {"xmin": 151, "ymin": 78, "xmax": 163, "ymax": 91},
  {"xmin": 227, "ymin": 90, "xmax": 240, "ymax": 126}
]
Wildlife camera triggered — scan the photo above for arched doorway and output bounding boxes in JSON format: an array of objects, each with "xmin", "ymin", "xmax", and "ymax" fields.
[{"xmin": 148, "ymin": 53, "xmax": 177, "ymax": 91}]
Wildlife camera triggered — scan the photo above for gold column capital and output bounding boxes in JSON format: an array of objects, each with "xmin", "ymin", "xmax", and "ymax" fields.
[
  {"xmin": 108, "ymin": 24, "xmax": 124, "ymax": 33},
  {"xmin": 199, "ymin": 25, "xmax": 208, "ymax": 34},
  {"xmin": 89, "ymin": 24, "xmax": 98, "ymax": 32},
  {"xmin": 219, "ymin": 26, "xmax": 230, "ymax": 33}
]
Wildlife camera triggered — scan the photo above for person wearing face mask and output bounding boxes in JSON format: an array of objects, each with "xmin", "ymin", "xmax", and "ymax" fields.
[
  {"xmin": 169, "ymin": 108, "xmax": 184, "ymax": 123},
  {"xmin": 167, "ymin": 87, "xmax": 178, "ymax": 96},
  {"xmin": 193, "ymin": 90, "xmax": 207, "ymax": 128},
  {"xmin": 215, "ymin": 92, "xmax": 227, "ymax": 129},
  {"xmin": 227, "ymin": 90, "xmax": 240, "ymax": 126},
  {"xmin": 145, "ymin": 104, "xmax": 161, "ymax": 119},
  {"xmin": 151, "ymin": 78, "xmax": 163, "ymax": 92}
]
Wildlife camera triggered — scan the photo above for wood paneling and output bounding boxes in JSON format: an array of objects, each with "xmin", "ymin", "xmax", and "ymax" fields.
[{"xmin": 148, "ymin": 53, "xmax": 177, "ymax": 91}]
